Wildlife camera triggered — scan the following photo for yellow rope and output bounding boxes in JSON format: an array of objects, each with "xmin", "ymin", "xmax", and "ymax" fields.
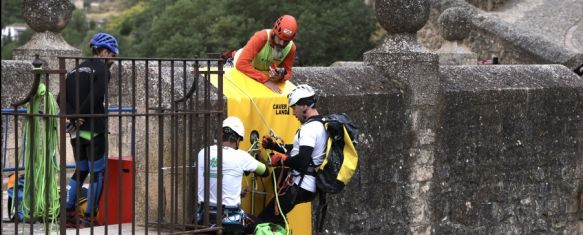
[{"xmin": 223, "ymin": 73, "xmax": 290, "ymax": 233}]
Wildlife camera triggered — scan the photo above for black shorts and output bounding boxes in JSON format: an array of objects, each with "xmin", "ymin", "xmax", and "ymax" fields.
[
  {"xmin": 70, "ymin": 133, "xmax": 106, "ymax": 161},
  {"xmin": 256, "ymin": 184, "xmax": 316, "ymax": 225}
]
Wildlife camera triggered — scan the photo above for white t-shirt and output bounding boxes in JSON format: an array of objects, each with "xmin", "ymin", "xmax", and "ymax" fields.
[
  {"xmin": 290, "ymin": 119, "xmax": 327, "ymax": 192},
  {"xmin": 197, "ymin": 145, "xmax": 261, "ymax": 207}
]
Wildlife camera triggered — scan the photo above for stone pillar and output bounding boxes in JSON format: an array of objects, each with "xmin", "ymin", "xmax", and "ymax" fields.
[
  {"xmin": 436, "ymin": 7, "xmax": 477, "ymax": 65},
  {"xmin": 364, "ymin": 0, "xmax": 438, "ymax": 234},
  {"xmin": 12, "ymin": 0, "xmax": 82, "ymax": 69}
]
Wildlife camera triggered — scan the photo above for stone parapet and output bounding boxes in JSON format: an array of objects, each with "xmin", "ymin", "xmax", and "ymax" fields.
[
  {"xmin": 423, "ymin": 0, "xmax": 583, "ymax": 70},
  {"xmin": 465, "ymin": 0, "xmax": 509, "ymax": 11},
  {"xmin": 293, "ymin": 66, "xmax": 414, "ymax": 233},
  {"xmin": 2, "ymin": 60, "xmax": 582, "ymax": 234},
  {"xmin": 436, "ymin": 64, "xmax": 583, "ymax": 234}
]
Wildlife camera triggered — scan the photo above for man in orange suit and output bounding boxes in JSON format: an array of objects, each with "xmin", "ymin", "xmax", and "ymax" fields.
[{"xmin": 233, "ymin": 15, "xmax": 298, "ymax": 93}]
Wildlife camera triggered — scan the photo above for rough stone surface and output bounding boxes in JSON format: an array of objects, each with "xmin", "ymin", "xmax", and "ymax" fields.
[
  {"xmin": 492, "ymin": 0, "xmax": 583, "ymax": 53},
  {"xmin": 437, "ymin": 52, "xmax": 477, "ymax": 65},
  {"xmin": 364, "ymin": 2, "xmax": 441, "ymax": 232},
  {"xmin": 1, "ymin": 59, "xmax": 218, "ymax": 226},
  {"xmin": 1, "ymin": 60, "xmax": 36, "ymax": 107},
  {"xmin": 375, "ymin": 0, "xmax": 431, "ymax": 34},
  {"xmin": 22, "ymin": 0, "xmax": 74, "ymax": 33},
  {"xmin": 329, "ymin": 61, "xmax": 364, "ymax": 67},
  {"xmin": 1, "ymin": 61, "xmax": 37, "ymax": 169},
  {"xmin": 437, "ymin": 41, "xmax": 478, "ymax": 65},
  {"xmin": 436, "ymin": 7, "xmax": 477, "ymax": 65},
  {"xmin": 436, "ymin": 64, "xmax": 583, "ymax": 234},
  {"xmin": 469, "ymin": 11, "xmax": 582, "ymax": 69},
  {"xmin": 421, "ymin": 0, "xmax": 583, "ymax": 70},
  {"xmin": 293, "ymin": 66, "xmax": 414, "ymax": 234},
  {"xmin": 12, "ymin": 32, "xmax": 82, "ymax": 69},
  {"xmin": 2, "ymin": 61, "xmax": 583, "ymax": 234},
  {"xmin": 466, "ymin": 0, "xmax": 510, "ymax": 11},
  {"xmin": 438, "ymin": 7, "xmax": 472, "ymax": 41},
  {"xmin": 2, "ymin": 1, "xmax": 582, "ymax": 233},
  {"xmin": 14, "ymin": 0, "xmax": 81, "ymax": 68},
  {"xmin": 364, "ymin": 33, "xmax": 439, "ymax": 106},
  {"xmin": 105, "ymin": 61, "xmax": 222, "ymax": 225}
]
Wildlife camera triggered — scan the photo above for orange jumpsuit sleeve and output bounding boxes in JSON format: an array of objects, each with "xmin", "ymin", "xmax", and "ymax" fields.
[
  {"xmin": 280, "ymin": 43, "xmax": 296, "ymax": 82},
  {"xmin": 236, "ymin": 31, "xmax": 270, "ymax": 83}
]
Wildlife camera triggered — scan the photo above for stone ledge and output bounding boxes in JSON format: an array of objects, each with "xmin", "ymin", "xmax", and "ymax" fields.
[
  {"xmin": 428, "ymin": 0, "xmax": 583, "ymax": 70},
  {"xmin": 440, "ymin": 64, "xmax": 583, "ymax": 91}
]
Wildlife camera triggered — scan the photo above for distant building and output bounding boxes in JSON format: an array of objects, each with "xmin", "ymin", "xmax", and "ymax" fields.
[
  {"xmin": 1, "ymin": 23, "xmax": 28, "ymax": 44},
  {"xmin": 90, "ymin": 2, "xmax": 100, "ymax": 9},
  {"xmin": 73, "ymin": 0, "xmax": 84, "ymax": 9}
]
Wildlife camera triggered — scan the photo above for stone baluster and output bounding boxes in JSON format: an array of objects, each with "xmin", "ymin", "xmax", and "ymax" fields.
[
  {"xmin": 364, "ymin": 0, "xmax": 437, "ymax": 234},
  {"xmin": 436, "ymin": 7, "xmax": 478, "ymax": 65},
  {"xmin": 12, "ymin": 0, "xmax": 82, "ymax": 69}
]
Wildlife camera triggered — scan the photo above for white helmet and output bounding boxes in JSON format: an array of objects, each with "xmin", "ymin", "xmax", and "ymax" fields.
[
  {"xmin": 223, "ymin": 116, "xmax": 245, "ymax": 140},
  {"xmin": 287, "ymin": 84, "xmax": 315, "ymax": 106}
]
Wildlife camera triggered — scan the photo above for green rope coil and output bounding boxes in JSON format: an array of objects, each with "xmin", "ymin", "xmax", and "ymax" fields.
[{"xmin": 20, "ymin": 82, "xmax": 60, "ymax": 229}]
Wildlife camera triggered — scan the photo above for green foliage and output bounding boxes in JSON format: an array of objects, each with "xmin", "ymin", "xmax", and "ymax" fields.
[
  {"xmin": 0, "ymin": 28, "xmax": 32, "ymax": 60},
  {"xmin": 0, "ymin": 0, "xmax": 379, "ymax": 65},
  {"xmin": 142, "ymin": 0, "xmax": 258, "ymax": 58},
  {"xmin": 1, "ymin": 41, "xmax": 19, "ymax": 59},
  {"xmin": 285, "ymin": 0, "xmax": 377, "ymax": 65},
  {"xmin": 62, "ymin": 10, "xmax": 90, "ymax": 48},
  {"xmin": 1, "ymin": 0, "xmax": 23, "ymax": 28},
  {"xmin": 17, "ymin": 29, "xmax": 33, "ymax": 45},
  {"xmin": 106, "ymin": 0, "xmax": 377, "ymax": 65},
  {"xmin": 81, "ymin": 29, "xmax": 100, "ymax": 56}
]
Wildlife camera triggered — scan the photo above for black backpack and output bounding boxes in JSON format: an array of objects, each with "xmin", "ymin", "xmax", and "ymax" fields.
[
  {"xmin": 312, "ymin": 113, "xmax": 359, "ymax": 193},
  {"xmin": 309, "ymin": 113, "xmax": 359, "ymax": 232}
]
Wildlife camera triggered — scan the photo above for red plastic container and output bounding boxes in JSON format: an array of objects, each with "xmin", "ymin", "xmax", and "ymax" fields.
[{"xmin": 96, "ymin": 156, "xmax": 134, "ymax": 225}]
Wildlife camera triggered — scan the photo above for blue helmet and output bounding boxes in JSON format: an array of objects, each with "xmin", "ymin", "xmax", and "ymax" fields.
[{"xmin": 90, "ymin": 33, "xmax": 119, "ymax": 55}]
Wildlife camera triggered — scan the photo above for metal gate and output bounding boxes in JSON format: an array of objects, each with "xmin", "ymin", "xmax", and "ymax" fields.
[{"xmin": 1, "ymin": 55, "xmax": 229, "ymax": 234}]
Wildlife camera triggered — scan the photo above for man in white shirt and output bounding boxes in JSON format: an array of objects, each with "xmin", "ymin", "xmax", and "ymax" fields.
[
  {"xmin": 197, "ymin": 116, "xmax": 269, "ymax": 232},
  {"xmin": 257, "ymin": 84, "xmax": 328, "ymax": 225}
]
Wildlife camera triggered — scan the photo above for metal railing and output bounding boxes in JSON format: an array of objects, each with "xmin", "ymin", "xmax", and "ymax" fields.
[{"xmin": 1, "ymin": 55, "xmax": 226, "ymax": 234}]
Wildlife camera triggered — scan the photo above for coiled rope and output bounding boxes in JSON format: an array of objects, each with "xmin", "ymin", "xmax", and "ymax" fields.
[{"xmin": 20, "ymin": 82, "xmax": 60, "ymax": 230}]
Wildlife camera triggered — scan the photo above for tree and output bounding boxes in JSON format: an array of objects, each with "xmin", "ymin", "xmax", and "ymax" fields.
[
  {"xmin": 1, "ymin": 0, "xmax": 24, "ymax": 28},
  {"xmin": 280, "ymin": 0, "xmax": 376, "ymax": 65},
  {"xmin": 143, "ymin": 0, "xmax": 258, "ymax": 58},
  {"xmin": 1, "ymin": 41, "xmax": 19, "ymax": 59},
  {"xmin": 62, "ymin": 9, "xmax": 90, "ymax": 48},
  {"xmin": 105, "ymin": 0, "xmax": 377, "ymax": 65},
  {"xmin": 1, "ymin": 29, "xmax": 32, "ymax": 60}
]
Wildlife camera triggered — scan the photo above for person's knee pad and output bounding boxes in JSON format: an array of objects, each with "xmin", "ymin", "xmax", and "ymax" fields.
[
  {"xmin": 77, "ymin": 160, "xmax": 89, "ymax": 172},
  {"xmin": 66, "ymin": 179, "xmax": 79, "ymax": 210},
  {"xmin": 89, "ymin": 157, "xmax": 105, "ymax": 174},
  {"xmin": 86, "ymin": 158, "xmax": 105, "ymax": 216},
  {"xmin": 70, "ymin": 171, "xmax": 89, "ymax": 184},
  {"xmin": 71, "ymin": 160, "xmax": 90, "ymax": 184}
]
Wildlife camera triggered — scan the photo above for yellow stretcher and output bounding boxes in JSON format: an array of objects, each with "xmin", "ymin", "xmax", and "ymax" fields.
[{"xmin": 210, "ymin": 68, "xmax": 311, "ymax": 234}]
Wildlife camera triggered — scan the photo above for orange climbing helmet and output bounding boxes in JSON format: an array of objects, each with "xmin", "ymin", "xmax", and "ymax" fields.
[{"xmin": 273, "ymin": 15, "xmax": 297, "ymax": 41}]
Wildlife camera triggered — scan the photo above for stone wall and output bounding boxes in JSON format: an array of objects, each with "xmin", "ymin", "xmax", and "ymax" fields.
[
  {"xmin": 2, "ymin": 0, "xmax": 581, "ymax": 233},
  {"xmin": 420, "ymin": 0, "xmax": 583, "ymax": 70},
  {"xmin": 435, "ymin": 65, "xmax": 583, "ymax": 234},
  {"xmin": 1, "ymin": 60, "xmax": 67, "ymax": 169},
  {"xmin": 465, "ymin": 0, "xmax": 509, "ymax": 11},
  {"xmin": 293, "ymin": 66, "xmax": 414, "ymax": 233},
  {"xmin": 2, "ymin": 60, "xmax": 582, "ymax": 234}
]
